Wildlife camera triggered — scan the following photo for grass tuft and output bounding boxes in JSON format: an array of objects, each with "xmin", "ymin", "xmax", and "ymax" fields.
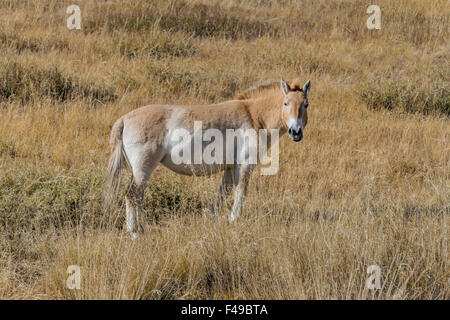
[
  {"xmin": 0, "ymin": 62, "xmax": 117, "ymax": 105},
  {"xmin": 358, "ymin": 77, "xmax": 449, "ymax": 116}
]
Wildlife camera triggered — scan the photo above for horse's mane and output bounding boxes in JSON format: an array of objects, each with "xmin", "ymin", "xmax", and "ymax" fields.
[{"xmin": 235, "ymin": 78, "xmax": 304, "ymax": 100}]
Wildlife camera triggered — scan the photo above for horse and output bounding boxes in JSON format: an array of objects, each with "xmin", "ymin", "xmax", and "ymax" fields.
[{"xmin": 104, "ymin": 78, "xmax": 311, "ymax": 238}]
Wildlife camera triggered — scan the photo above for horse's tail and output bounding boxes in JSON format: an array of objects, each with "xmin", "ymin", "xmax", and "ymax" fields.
[{"xmin": 103, "ymin": 117, "xmax": 129, "ymax": 213}]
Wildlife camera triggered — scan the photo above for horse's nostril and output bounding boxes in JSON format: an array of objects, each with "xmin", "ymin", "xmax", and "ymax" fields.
[{"xmin": 288, "ymin": 128, "xmax": 292, "ymax": 135}]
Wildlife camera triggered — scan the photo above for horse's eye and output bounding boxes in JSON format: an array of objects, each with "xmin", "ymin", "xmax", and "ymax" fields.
[{"xmin": 283, "ymin": 102, "xmax": 288, "ymax": 107}]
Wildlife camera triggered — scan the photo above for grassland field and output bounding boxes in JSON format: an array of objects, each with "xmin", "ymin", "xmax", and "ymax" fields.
[{"xmin": 0, "ymin": 0, "xmax": 448, "ymax": 299}]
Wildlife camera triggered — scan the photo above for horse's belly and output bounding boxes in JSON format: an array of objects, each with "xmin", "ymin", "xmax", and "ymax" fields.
[
  {"xmin": 161, "ymin": 128, "xmax": 235, "ymax": 176},
  {"xmin": 159, "ymin": 156, "xmax": 228, "ymax": 176}
]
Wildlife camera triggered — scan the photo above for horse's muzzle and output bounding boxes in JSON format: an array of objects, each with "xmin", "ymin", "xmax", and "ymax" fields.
[{"xmin": 288, "ymin": 127, "xmax": 303, "ymax": 142}]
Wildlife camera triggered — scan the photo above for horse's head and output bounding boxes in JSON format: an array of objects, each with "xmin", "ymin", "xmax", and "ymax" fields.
[{"xmin": 280, "ymin": 79, "xmax": 311, "ymax": 142}]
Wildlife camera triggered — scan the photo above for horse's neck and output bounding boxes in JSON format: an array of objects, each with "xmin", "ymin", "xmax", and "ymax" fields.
[{"xmin": 248, "ymin": 93, "xmax": 286, "ymax": 134}]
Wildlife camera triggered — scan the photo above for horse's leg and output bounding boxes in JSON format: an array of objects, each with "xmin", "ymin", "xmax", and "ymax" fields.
[
  {"xmin": 125, "ymin": 178, "xmax": 146, "ymax": 239},
  {"xmin": 124, "ymin": 143, "xmax": 163, "ymax": 239},
  {"xmin": 210, "ymin": 166, "xmax": 235, "ymax": 215},
  {"xmin": 229, "ymin": 164, "xmax": 254, "ymax": 223}
]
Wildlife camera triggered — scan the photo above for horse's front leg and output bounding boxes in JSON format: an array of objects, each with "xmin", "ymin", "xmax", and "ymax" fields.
[{"xmin": 229, "ymin": 164, "xmax": 254, "ymax": 223}]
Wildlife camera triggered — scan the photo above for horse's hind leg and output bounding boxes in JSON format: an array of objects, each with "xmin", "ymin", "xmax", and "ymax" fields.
[
  {"xmin": 124, "ymin": 143, "xmax": 163, "ymax": 239},
  {"xmin": 210, "ymin": 166, "xmax": 235, "ymax": 215},
  {"xmin": 229, "ymin": 164, "xmax": 254, "ymax": 223},
  {"xmin": 126, "ymin": 178, "xmax": 146, "ymax": 239}
]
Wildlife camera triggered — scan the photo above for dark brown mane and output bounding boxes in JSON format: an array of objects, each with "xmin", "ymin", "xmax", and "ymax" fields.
[{"xmin": 236, "ymin": 79, "xmax": 303, "ymax": 100}]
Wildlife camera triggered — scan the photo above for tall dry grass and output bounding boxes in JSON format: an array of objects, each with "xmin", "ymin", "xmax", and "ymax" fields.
[{"xmin": 0, "ymin": 0, "xmax": 448, "ymax": 299}]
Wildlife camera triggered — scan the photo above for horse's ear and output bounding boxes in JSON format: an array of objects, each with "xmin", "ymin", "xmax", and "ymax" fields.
[
  {"xmin": 280, "ymin": 79, "xmax": 290, "ymax": 96},
  {"xmin": 303, "ymin": 80, "xmax": 311, "ymax": 97}
]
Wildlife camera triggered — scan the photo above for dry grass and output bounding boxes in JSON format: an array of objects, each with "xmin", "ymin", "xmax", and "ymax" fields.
[{"xmin": 0, "ymin": 0, "xmax": 448, "ymax": 299}]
